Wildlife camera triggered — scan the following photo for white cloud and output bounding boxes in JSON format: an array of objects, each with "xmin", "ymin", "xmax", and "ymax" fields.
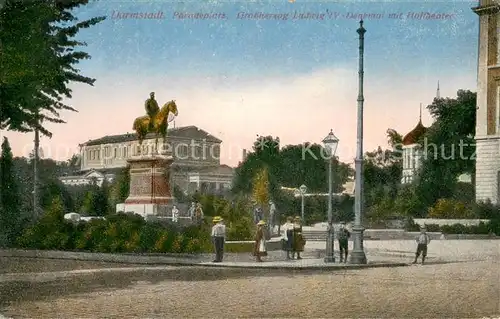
[{"xmin": 1, "ymin": 67, "xmax": 475, "ymax": 166}]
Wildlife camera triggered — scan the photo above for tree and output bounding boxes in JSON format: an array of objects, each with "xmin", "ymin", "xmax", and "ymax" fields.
[
  {"xmin": 109, "ymin": 168, "xmax": 130, "ymax": 206},
  {"xmin": 364, "ymin": 129, "xmax": 403, "ymax": 210},
  {"xmin": 416, "ymin": 90, "xmax": 476, "ymax": 207},
  {"xmin": 232, "ymin": 135, "xmax": 280, "ymax": 195},
  {"xmin": 39, "ymin": 179, "xmax": 74, "ymax": 212},
  {"xmin": 253, "ymin": 166, "xmax": 270, "ymax": 208},
  {"xmin": 80, "ymin": 180, "xmax": 109, "ymax": 216},
  {"xmin": 278, "ymin": 143, "xmax": 351, "ymax": 192},
  {"xmin": 0, "ymin": 137, "xmax": 21, "ymax": 246},
  {"xmin": 0, "ymin": 0, "xmax": 105, "ymax": 136}
]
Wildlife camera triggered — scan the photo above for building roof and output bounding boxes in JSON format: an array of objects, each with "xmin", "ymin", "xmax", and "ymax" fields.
[
  {"xmin": 80, "ymin": 126, "xmax": 222, "ymax": 146},
  {"xmin": 197, "ymin": 164, "xmax": 234, "ymax": 175},
  {"xmin": 61, "ymin": 167, "xmax": 125, "ymax": 178},
  {"xmin": 402, "ymin": 120, "xmax": 427, "ymax": 146}
]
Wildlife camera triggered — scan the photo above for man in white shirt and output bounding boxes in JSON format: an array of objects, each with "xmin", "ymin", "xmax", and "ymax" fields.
[
  {"xmin": 211, "ymin": 216, "xmax": 226, "ymax": 262},
  {"xmin": 413, "ymin": 227, "xmax": 431, "ymax": 265}
]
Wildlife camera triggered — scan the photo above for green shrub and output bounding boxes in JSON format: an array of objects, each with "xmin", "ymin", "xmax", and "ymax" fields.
[
  {"xmin": 138, "ymin": 222, "xmax": 163, "ymax": 252},
  {"xmin": 404, "ymin": 217, "xmax": 500, "ymax": 235},
  {"xmin": 17, "ymin": 211, "xmax": 213, "ymax": 254},
  {"xmin": 423, "ymin": 224, "xmax": 441, "ymax": 232},
  {"xmin": 471, "ymin": 200, "xmax": 500, "ymax": 219},
  {"xmin": 184, "ymin": 238, "xmax": 203, "ymax": 253},
  {"xmin": 428, "ymin": 198, "xmax": 476, "ymax": 219},
  {"xmin": 226, "ymin": 216, "xmax": 254, "ymax": 241},
  {"xmin": 488, "ymin": 218, "xmax": 500, "ymax": 235},
  {"xmin": 153, "ymin": 231, "xmax": 174, "ymax": 252},
  {"xmin": 17, "ymin": 196, "xmax": 75, "ymax": 250}
]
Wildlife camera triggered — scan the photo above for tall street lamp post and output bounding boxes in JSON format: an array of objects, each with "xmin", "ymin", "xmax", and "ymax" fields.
[
  {"xmin": 351, "ymin": 19, "xmax": 368, "ymax": 264},
  {"xmin": 323, "ymin": 129, "xmax": 339, "ymax": 263},
  {"xmin": 299, "ymin": 184, "xmax": 307, "ymax": 220}
]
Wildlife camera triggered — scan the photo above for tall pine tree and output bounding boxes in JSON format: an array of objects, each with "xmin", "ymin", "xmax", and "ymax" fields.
[
  {"xmin": 0, "ymin": 0, "xmax": 105, "ymax": 136},
  {"xmin": 0, "ymin": 137, "xmax": 21, "ymax": 246}
]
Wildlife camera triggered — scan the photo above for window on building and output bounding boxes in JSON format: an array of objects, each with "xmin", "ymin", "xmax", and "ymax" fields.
[
  {"xmin": 209, "ymin": 182, "xmax": 216, "ymax": 192},
  {"xmin": 213, "ymin": 145, "xmax": 220, "ymax": 159},
  {"xmin": 179, "ymin": 145, "xmax": 188, "ymax": 158},
  {"xmin": 114, "ymin": 148, "xmax": 117, "ymax": 158},
  {"xmin": 200, "ymin": 182, "xmax": 208, "ymax": 193}
]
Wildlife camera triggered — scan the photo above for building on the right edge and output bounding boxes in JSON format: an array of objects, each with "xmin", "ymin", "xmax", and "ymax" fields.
[{"xmin": 473, "ymin": 0, "xmax": 500, "ymax": 203}]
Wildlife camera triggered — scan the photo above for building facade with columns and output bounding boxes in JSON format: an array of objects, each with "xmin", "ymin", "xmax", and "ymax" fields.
[
  {"xmin": 60, "ymin": 126, "xmax": 234, "ymax": 194},
  {"xmin": 473, "ymin": 0, "xmax": 500, "ymax": 203}
]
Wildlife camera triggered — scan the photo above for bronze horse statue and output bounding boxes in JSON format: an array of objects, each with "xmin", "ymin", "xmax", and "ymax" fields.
[{"xmin": 132, "ymin": 100, "xmax": 178, "ymax": 153}]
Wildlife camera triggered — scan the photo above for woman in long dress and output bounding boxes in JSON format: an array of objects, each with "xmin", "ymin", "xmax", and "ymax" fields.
[
  {"xmin": 281, "ymin": 216, "xmax": 294, "ymax": 259},
  {"xmin": 292, "ymin": 216, "xmax": 305, "ymax": 259},
  {"xmin": 253, "ymin": 220, "xmax": 267, "ymax": 262}
]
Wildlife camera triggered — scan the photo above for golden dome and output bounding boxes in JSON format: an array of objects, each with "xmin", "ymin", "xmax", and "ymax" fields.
[{"xmin": 402, "ymin": 120, "xmax": 427, "ymax": 146}]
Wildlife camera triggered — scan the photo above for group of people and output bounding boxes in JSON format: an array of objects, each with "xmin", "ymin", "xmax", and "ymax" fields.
[
  {"xmin": 188, "ymin": 202, "xmax": 204, "ymax": 223},
  {"xmin": 210, "ymin": 216, "xmax": 433, "ymax": 265},
  {"xmin": 170, "ymin": 202, "xmax": 203, "ymax": 223},
  {"xmin": 281, "ymin": 216, "xmax": 306, "ymax": 259},
  {"xmin": 210, "ymin": 215, "xmax": 271, "ymax": 263},
  {"xmin": 210, "ymin": 214, "xmax": 355, "ymax": 263}
]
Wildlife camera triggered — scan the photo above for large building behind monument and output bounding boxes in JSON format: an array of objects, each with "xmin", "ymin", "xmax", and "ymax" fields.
[
  {"xmin": 60, "ymin": 125, "xmax": 234, "ymax": 194},
  {"xmin": 473, "ymin": 0, "xmax": 500, "ymax": 203}
]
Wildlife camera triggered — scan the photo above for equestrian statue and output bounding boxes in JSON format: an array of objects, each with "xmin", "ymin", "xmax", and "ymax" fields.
[{"xmin": 132, "ymin": 92, "xmax": 178, "ymax": 154}]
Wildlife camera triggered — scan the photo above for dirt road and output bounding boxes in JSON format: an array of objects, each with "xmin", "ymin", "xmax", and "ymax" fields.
[{"xmin": 2, "ymin": 260, "xmax": 499, "ymax": 318}]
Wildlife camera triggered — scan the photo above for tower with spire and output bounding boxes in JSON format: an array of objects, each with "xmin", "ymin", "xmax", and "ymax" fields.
[
  {"xmin": 400, "ymin": 83, "xmax": 440, "ymax": 184},
  {"xmin": 401, "ymin": 104, "xmax": 427, "ymax": 184}
]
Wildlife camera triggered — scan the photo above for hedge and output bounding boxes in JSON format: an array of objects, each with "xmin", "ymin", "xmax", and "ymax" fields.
[
  {"xmin": 405, "ymin": 218, "xmax": 500, "ymax": 235},
  {"xmin": 16, "ymin": 208, "xmax": 213, "ymax": 254}
]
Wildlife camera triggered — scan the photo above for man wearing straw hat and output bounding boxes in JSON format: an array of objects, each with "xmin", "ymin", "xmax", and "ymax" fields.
[{"xmin": 211, "ymin": 216, "xmax": 226, "ymax": 262}]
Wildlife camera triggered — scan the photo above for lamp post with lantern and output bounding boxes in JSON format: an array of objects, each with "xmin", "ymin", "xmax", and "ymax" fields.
[
  {"xmin": 350, "ymin": 19, "xmax": 368, "ymax": 264},
  {"xmin": 322, "ymin": 129, "xmax": 339, "ymax": 263},
  {"xmin": 299, "ymin": 184, "xmax": 307, "ymax": 221}
]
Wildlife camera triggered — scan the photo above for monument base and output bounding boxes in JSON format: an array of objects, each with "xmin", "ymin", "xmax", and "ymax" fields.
[
  {"xmin": 116, "ymin": 203, "xmax": 174, "ymax": 218},
  {"xmin": 124, "ymin": 154, "xmax": 174, "ymax": 205}
]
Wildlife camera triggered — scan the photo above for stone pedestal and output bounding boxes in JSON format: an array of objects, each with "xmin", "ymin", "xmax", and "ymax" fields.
[{"xmin": 116, "ymin": 155, "xmax": 174, "ymax": 217}]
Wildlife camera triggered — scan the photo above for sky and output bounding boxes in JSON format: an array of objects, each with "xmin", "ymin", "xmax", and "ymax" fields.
[{"xmin": 1, "ymin": 0, "xmax": 479, "ymax": 166}]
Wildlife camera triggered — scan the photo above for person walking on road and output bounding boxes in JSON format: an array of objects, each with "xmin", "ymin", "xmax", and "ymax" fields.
[
  {"xmin": 338, "ymin": 221, "xmax": 350, "ymax": 263},
  {"xmin": 211, "ymin": 216, "xmax": 226, "ymax": 262},
  {"xmin": 413, "ymin": 227, "xmax": 431, "ymax": 265},
  {"xmin": 253, "ymin": 220, "xmax": 268, "ymax": 262}
]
